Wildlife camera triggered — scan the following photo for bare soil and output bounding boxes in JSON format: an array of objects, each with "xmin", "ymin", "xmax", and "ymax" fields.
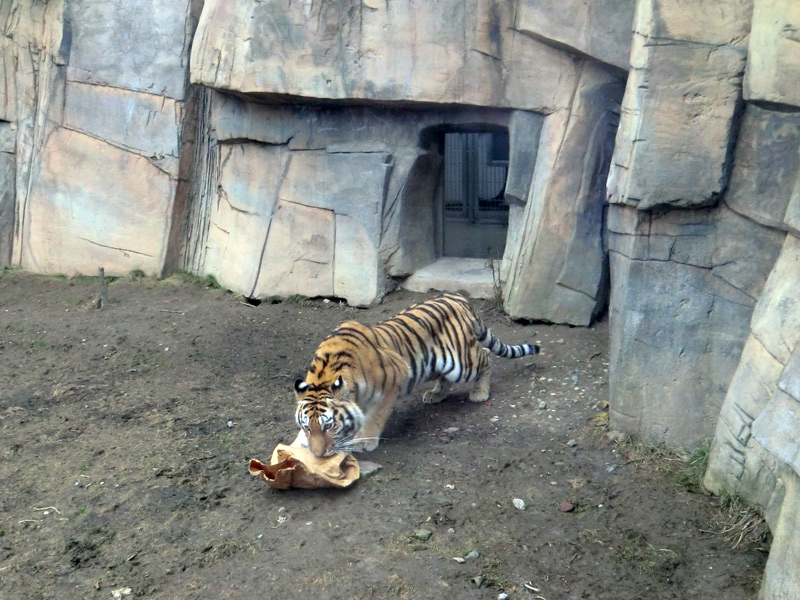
[{"xmin": 0, "ymin": 271, "xmax": 767, "ymax": 599}]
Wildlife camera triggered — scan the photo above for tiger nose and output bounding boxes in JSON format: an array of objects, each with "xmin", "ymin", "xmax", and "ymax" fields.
[{"xmin": 309, "ymin": 436, "xmax": 327, "ymax": 458}]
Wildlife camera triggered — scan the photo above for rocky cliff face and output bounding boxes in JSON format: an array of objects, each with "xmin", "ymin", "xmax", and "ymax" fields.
[{"xmin": 1, "ymin": 1, "xmax": 799, "ymax": 597}]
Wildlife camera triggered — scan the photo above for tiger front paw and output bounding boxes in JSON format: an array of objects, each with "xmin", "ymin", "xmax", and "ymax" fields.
[
  {"xmin": 422, "ymin": 389, "xmax": 444, "ymax": 404},
  {"xmin": 349, "ymin": 438, "xmax": 380, "ymax": 453}
]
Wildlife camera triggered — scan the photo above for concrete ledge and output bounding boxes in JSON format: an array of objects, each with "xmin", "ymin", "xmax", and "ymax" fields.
[{"xmin": 401, "ymin": 258, "xmax": 497, "ymax": 299}]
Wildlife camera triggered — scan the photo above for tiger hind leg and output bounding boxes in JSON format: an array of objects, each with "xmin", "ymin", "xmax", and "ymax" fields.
[
  {"xmin": 468, "ymin": 349, "xmax": 491, "ymax": 403},
  {"xmin": 422, "ymin": 378, "xmax": 451, "ymax": 404}
]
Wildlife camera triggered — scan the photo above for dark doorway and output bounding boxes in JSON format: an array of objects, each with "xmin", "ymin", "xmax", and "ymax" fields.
[{"xmin": 442, "ymin": 131, "xmax": 509, "ymax": 259}]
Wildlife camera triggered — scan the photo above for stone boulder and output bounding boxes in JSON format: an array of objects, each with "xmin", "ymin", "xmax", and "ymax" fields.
[
  {"xmin": 191, "ymin": 0, "xmax": 583, "ymax": 113},
  {"xmin": 704, "ymin": 234, "xmax": 800, "ymax": 600},
  {"xmin": 607, "ymin": 0, "xmax": 750, "ymax": 210},
  {"xmin": 725, "ymin": 104, "xmax": 800, "ymax": 230},
  {"xmin": 514, "ymin": 0, "xmax": 635, "ymax": 70},
  {"xmin": 607, "ymin": 204, "xmax": 784, "ymax": 447},
  {"xmin": 21, "ymin": 127, "xmax": 176, "ymax": 275},
  {"xmin": 503, "ymin": 64, "xmax": 624, "ymax": 325},
  {"xmin": 744, "ymin": 0, "xmax": 800, "ymax": 108}
]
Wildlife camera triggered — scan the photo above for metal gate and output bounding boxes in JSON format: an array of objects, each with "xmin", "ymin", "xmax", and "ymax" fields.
[{"xmin": 442, "ymin": 132, "xmax": 509, "ymax": 258}]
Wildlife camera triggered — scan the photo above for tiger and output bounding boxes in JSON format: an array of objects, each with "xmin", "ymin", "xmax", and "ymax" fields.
[{"xmin": 293, "ymin": 292, "xmax": 539, "ymax": 457}]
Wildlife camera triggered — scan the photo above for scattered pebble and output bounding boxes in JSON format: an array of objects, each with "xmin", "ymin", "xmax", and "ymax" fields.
[
  {"xmin": 558, "ymin": 500, "xmax": 576, "ymax": 513},
  {"xmin": 538, "ymin": 400, "xmax": 548, "ymax": 410},
  {"xmin": 447, "ymin": 527, "xmax": 455, "ymax": 534},
  {"xmin": 472, "ymin": 575, "xmax": 485, "ymax": 588},
  {"xmin": 512, "ymin": 498, "xmax": 526, "ymax": 511},
  {"xmin": 606, "ymin": 464, "xmax": 618, "ymax": 473},
  {"xmin": 465, "ymin": 550, "xmax": 480, "ymax": 560},
  {"xmin": 442, "ymin": 426, "xmax": 459, "ymax": 434},
  {"xmin": 498, "ymin": 594, "xmax": 509, "ymax": 600},
  {"xmin": 413, "ymin": 529, "xmax": 433, "ymax": 541},
  {"xmin": 226, "ymin": 420, "xmax": 233, "ymax": 428},
  {"xmin": 453, "ymin": 556, "xmax": 466, "ymax": 563},
  {"xmin": 359, "ymin": 461, "xmax": 383, "ymax": 478},
  {"xmin": 566, "ymin": 439, "xmax": 578, "ymax": 447},
  {"xmin": 606, "ymin": 430, "xmax": 630, "ymax": 444}
]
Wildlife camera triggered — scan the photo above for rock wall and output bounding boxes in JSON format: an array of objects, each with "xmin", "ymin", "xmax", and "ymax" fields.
[
  {"xmin": 0, "ymin": 0, "xmax": 200, "ymax": 276},
  {"xmin": 606, "ymin": 1, "xmax": 800, "ymax": 598}
]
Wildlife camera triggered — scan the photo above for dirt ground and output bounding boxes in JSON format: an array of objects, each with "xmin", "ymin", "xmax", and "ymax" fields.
[{"xmin": 0, "ymin": 270, "xmax": 768, "ymax": 600}]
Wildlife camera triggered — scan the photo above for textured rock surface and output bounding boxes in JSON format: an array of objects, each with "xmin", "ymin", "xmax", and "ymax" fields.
[
  {"xmin": 181, "ymin": 92, "xmax": 520, "ymax": 305},
  {"xmin": 514, "ymin": 0, "xmax": 634, "ymax": 70},
  {"xmin": 21, "ymin": 127, "xmax": 175, "ymax": 274},
  {"xmin": 192, "ymin": 0, "xmax": 588, "ymax": 112},
  {"xmin": 744, "ymin": 0, "xmax": 800, "ymax": 107},
  {"xmin": 65, "ymin": 0, "xmax": 192, "ymax": 100},
  {"xmin": 3, "ymin": 0, "xmax": 197, "ymax": 275},
  {"xmin": 725, "ymin": 104, "xmax": 800, "ymax": 230},
  {"xmin": 607, "ymin": 204, "xmax": 784, "ymax": 447},
  {"xmin": 704, "ymin": 235, "xmax": 800, "ymax": 600},
  {"xmin": 503, "ymin": 111, "xmax": 544, "ymax": 205},
  {"xmin": 503, "ymin": 64, "xmax": 624, "ymax": 325},
  {"xmin": 0, "ymin": 130, "xmax": 13, "ymax": 267},
  {"xmin": 607, "ymin": 0, "xmax": 750, "ymax": 210}
]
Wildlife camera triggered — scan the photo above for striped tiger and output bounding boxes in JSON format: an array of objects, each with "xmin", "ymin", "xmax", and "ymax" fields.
[{"xmin": 294, "ymin": 293, "xmax": 539, "ymax": 457}]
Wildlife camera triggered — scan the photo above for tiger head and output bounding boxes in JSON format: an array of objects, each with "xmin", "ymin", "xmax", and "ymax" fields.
[{"xmin": 293, "ymin": 374, "xmax": 364, "ymax": 457}]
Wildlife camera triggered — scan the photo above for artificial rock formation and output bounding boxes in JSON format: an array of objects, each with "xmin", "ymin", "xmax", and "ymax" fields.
[
  {"xmin": 2, "ymin": 2, "xmax": 800, "ymax": 596},
  {"xmin": 606, "ymin": 1, "xmax": 800, "ymax": 598}
]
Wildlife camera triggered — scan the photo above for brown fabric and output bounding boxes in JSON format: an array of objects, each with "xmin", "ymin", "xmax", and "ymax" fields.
[{"xmin": 249, "ymin": 441, "xmax": 360, "ymax": 490}]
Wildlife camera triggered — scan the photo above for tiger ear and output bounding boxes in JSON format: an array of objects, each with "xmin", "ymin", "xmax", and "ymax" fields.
[{"xmin": 294, "ymin": 379, "xmax": 308, "ymax": 393}]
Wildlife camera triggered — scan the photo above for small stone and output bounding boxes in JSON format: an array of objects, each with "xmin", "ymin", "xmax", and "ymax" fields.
[
  {"xmin": 413, "ymin": 529, "xmax": 433, "ymax": 541},
  {"xmin": 453, "ymin": 556, "xmax": 466, "ymax": 563},
  {"xmin": 566, "ymin": 439, "xmax": 578, "ymax": 447},
  {"xmin": 555, "ymin": 338, "xmax": 565, "ymax": 344},
  {"xmin": 447, "ymin": 527, "xmax": 455, "ymax": 534},
  {"xmin": 443, "ymin": 426, "xmax": 459, "ymax": 434},
  {"xmin": 465, "ymin": 550, "xmax": 480, "ymax": 560},
  {"xmin": 498, "ymin": 594, "xmax": 509, "ymax": 600},
  {"xmin": 606, "ymin": 430, "xmax": 630, "ymax": 444},
  {"xmin": 359, "ymin": 460, "xmax": 383, "ymax": 478},
  {"xmin": 538, "ymin": 400, "xmax": 548, "ymax": 410},
  {"xmin": 226, "ymin": 420, "xmax": 233, "ymax": 428},
  {"xmin": 513, "ymin": 498, "xmax": 527, "ymax": 510},
  {"xmin": 558, "ymin": 500, "xmax": 576, "ymax": 513},
  {"xmin": 606, "ymin": 464, "xmax": 618, "ymax": 473},
  {"xmin": 471, "ymin": 576, "xmax": 485, "ymax": 588},
  {"xmin": 410, "ymin": 542, "xmax": 427, "ymax": 551}
]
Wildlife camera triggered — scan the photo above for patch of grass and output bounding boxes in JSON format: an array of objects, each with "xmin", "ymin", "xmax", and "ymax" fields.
[
  {"xmin": 704, "ymin": 492, "xmax": 771, "ymax": 553},
  {"xmin": 616, "ymin": 535, "xmax": 679, "ymax": 572},
  {"xmin": 31, "ymin": 339, "xmax": 49, "ymax": 352},
  {"xmin": 679, "ymin": 440, "xmax": 711, "ymax": 493},
  {"xmin": 129, "ymin": 268, "xmax": 147, "ymax": 280},
  {"xmin": 0, "ymin": 266, "xmax": 21, "ymax": 279},
  {"xmin": 617, "ymin": 436, "xmax": 770, "ymax": 554},
  {"xmin": 175, "ymin": 271, "xmax": 222, "ymax": 289},
  {"xmin": 284, "ymin": 294, "xmax": 313, "ymax": 306}
]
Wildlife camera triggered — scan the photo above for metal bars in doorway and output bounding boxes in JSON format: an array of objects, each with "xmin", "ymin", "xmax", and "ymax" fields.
[{"xmin": 443, "ymin": 132, "xmax": 509, "ymax": 225}]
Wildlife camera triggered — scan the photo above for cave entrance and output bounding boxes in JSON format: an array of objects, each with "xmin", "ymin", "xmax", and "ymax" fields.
[
  {"xmin": 400, "ymin": 122, "xmax": 513, "ymax": 299},
  {"xmin": 442, "ymin": 131, "xmax": 510, "ymax": 260}
]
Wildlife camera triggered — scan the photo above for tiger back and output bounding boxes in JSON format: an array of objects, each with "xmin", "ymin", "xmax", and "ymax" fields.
[{"xmin": 294, "ymin": 293, "xmax": 539, "ymax": 457}]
